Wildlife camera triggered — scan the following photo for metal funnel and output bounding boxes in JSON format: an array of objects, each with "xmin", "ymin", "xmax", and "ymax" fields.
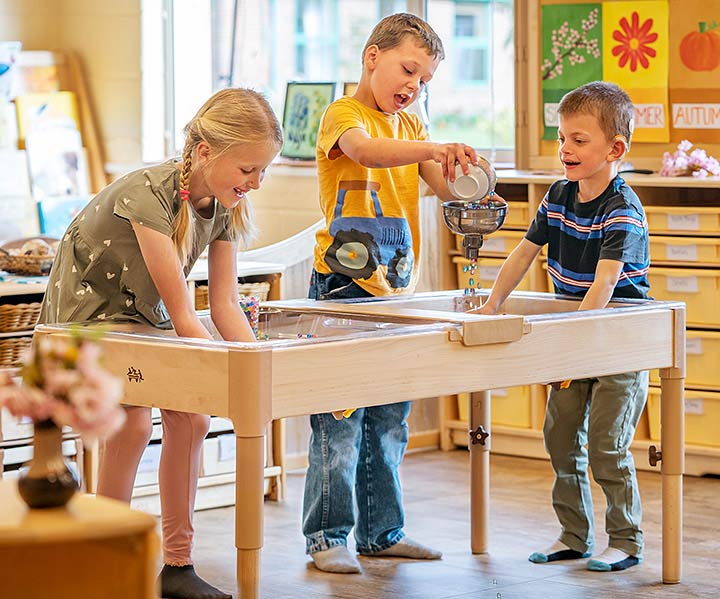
[{"xmin": 442, "ymin": 198, "xmax": 508, "ymax": 260}]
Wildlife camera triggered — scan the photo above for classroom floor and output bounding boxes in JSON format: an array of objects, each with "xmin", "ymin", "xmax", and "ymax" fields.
[{"xmin": 188, "ymin": 450, "xmax": 720, "ymax": 598}]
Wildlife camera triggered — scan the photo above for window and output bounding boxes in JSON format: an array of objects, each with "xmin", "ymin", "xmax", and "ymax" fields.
[
  {"xmin": 426, "ymin": 0, "xmax": 514, "ymax": 160},
  {"xmin": 453, "ymin": 3, "xmax": 490, "ymax": 85},
  {"xmin": 142, "ymin": 0, "xmax": 514, "ymax": 164}
]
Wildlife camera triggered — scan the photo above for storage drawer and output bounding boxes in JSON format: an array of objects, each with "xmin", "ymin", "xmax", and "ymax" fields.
[
  {"xmin": 454, "ymin": 257, "xmax": 531, "ymax": 292},
  {"xmin": 457, "ymin": 386, "xmax": 532, "ymax": 429},
  {"xmin": 648, "ymin": 266, "xmax": 720, "ymax": 328},
  {"xmin": 650, "ymin": 235, "xmax": 720, "ymax": 265},
  {"xmin": 455, "ymin": 229, "xmax": 525, "ymax": 256},
  {"xmin": 0, "ymin": 409, "xmax": 33, "ymax": 442},
  {"xmin": 650, "ymin": 330, "xmax": 720, "ymax": 389},
  {"xmin": 200, "ymin": 435, "xmax": 237, "ymax": 477},
  {"xmin": 647, "ymin": 387, "xmax": 720, "ymax": 448},
  {"xmin": 503, "ymin": 201, "xmax": 530, "ymax": 229},
  {"xmin": 645, "ymin": 205, "xmax": 720, "ymax": 235}
]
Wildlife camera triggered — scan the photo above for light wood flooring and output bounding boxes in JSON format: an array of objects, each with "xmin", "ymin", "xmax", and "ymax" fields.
[{"xmin": 188, "ymin": 450, "xmax": 720, "ymax": 598}]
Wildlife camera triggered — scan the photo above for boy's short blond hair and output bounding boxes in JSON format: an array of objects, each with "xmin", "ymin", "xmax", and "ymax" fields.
[
  {"xmin": 362, "ymin": 12, "xmax": 444, "ymax": 62},
  {"xmin": 558, "ymin": 81, "xmax": 635, "ymax": 147}
]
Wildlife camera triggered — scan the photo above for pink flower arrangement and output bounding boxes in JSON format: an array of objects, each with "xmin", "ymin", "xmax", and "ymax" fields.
[
  {"xmin": 0, "ymin": 333, "xmax": 125, "ymax": 439},
  {"xmin": 660, "ymin": 140, "xmax": 720, "ymax": 178}
]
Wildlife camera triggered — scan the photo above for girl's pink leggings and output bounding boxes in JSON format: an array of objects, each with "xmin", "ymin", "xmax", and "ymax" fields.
[{"xmin": 96, "ymin": 405, "xmax": 210, "ymax": 566}]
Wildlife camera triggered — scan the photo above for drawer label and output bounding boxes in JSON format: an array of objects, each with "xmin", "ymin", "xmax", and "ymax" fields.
[
  {"xmin": 665, "ymin": 244, "xmax": 698, "ymax": 261},
  {"xmin": 479, "ymin": 266, "xmax": 501, "ymax": 280},
  {"xmin": 686, "ymin": 337, "xmax": 703, "ymax": 355},
  {"xmin": 685, "ymin": 398, "xmax": 704, "ymax": 415},
  {"xmin": 482, "ymin": 237, "xmax": 506, "ymax": 252},
  {"xmin": 667, "ymin": 213, "xmax": 700, "ymax": 231},
  {"xmin": 665, "ymin": 275, "xmax": 698, "ymax": 293},
  {"xmin": 218, "ymin": 434, "xmax": 236, "ymax": 461}
]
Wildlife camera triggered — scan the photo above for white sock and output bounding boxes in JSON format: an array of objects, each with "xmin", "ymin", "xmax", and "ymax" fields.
[
  {"xmin": 311, "ymin": 545, "xmax": 361, "ymax": 573},
  {"xmin": 369, "ymin": 538, "xmax": 442, "ymax": 560},
  {"xmin": 590, "ymin": 547, "xmax": 631, "ymax": 564},
  {"xmin": 538, "ymin": 539, "xmax": 572, "ymax": 556}
]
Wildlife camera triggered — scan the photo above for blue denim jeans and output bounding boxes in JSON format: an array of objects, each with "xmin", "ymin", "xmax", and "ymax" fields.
[{"xmin": 302, "ymin": 270, "xmax": 411, "ymax": 555}]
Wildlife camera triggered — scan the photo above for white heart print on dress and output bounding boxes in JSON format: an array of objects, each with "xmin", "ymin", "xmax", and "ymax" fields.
[{"xmin": 106, "ymin": 272, "xmax": 115, "ymax": 279}]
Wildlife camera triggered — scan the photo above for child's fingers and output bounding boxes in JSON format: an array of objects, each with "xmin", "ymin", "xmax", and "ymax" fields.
[{"xmin": 466, "ymin": 145, "xmax": 479, "ymax": 165}]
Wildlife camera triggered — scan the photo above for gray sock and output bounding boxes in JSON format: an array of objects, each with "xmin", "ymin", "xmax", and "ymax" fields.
[
  {"xmin": 368, "ymin": 538, "xmax": 442, "ymax": 560},
  {"xmin": 311, "ymin": 545, "xmax": 362, "ymax": 573}
]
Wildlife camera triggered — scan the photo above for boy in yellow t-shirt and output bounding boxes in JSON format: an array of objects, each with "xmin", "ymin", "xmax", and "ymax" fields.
[{"xmin": 303, "ymin": 12, "xmax": 478, "ymax": 574}]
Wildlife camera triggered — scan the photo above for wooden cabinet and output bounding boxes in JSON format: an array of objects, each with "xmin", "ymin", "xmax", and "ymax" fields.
[
  {"xmin": 441, "ymin": 170, "xmax": 720, "ymax": 476},
  {"xmin": 0, "ymin": 480, "xmax": 158, "ymax": 599}
]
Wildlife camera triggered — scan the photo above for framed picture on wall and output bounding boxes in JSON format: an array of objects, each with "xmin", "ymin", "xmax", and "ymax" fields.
[
  {"xmin": 281, "ymin": 81, "xmax": 336, "ymax": 161},
  {"xmin": 25, "ymin": 127, "xmax": 89, "ymax": 199}
]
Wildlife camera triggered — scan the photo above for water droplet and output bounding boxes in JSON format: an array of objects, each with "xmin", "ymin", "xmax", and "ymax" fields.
[{"xmin": 469, "ymin": 278, "xmax": 474, "ymax": 286}]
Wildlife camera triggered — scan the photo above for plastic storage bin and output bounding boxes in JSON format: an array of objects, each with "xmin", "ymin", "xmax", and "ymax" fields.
[
  {"xmin": 645, "ymin": 205, "xmax": 720, "ymax": 235},
  {"xmin": 503, "ymin": 201, "xmax": 531, "ymax": 229},
  {"xmin": 647, "ymin": 266, "xmax": 720, "ymax": 328},
  {"xmin": 650, "ymin": 329, "xmax": 720, "ymax": 389},
  {"xmin": 455, "ymin": 229, "xmax": 525, "ymax": 256},
  {"xmin": 457, "ymin": 386, "xmax": 532, "ymax": 429},
  {"xmin": 647, "ymin": 386, "xmax": 720, "ymax": 447},
  {"xmin": 650, "ymin": 235, "xmax": 720, "ymax": 265}
]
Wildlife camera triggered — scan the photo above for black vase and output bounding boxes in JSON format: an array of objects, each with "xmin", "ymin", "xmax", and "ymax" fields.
[{"xmin": 18, "ymin": 418, "xmax": 79, "ymax": 509}]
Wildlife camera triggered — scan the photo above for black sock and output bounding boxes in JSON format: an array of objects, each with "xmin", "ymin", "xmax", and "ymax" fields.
[
  {"xmin": 610, "ymin": 555, "xmax": 641, "ymax": 571},
  {"xmin": 159, "ymin": 564, "xmax": 232, "ymax": 599},
  {"xmin": 546, "ymin": 549, "xmax": 590, "ymax": 562}
]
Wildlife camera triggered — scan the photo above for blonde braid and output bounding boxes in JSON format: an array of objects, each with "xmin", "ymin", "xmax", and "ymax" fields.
[{"xmin": 172, "ymin": 140, "xmax": 195, "ymax": 267}]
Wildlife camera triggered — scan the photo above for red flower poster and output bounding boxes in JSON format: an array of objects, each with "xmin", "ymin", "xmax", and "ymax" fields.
[
  {"xmin": 668, "ymin": 0, "xmax": 720, "ymax": 143},
  {"xmin": 603, "ymin": 1, "xmax": 670, "ymax": 142}
]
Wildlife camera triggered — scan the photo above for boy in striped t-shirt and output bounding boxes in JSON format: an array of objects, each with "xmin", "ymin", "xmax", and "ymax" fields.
[{"xmin": 473, "ymin": 81, "xmax": 649, "ymax": 572}]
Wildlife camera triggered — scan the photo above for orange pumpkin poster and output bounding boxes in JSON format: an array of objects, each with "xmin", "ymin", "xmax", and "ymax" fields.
[
  {"xmin": 668, "ymin": 0, "xmax": 720, "ymax": 143},
  {"xmin": 603, "ymin": 1, "xmax": 670, "ymax": 142}
]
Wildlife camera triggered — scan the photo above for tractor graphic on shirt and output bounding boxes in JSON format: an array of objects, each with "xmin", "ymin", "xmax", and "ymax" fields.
[{"xmin": 324, "ymin": 180, "xmax": 413, "ymax": 288}]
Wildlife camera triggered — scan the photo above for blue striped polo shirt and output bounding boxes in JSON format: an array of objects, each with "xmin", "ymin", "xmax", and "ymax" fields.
[{"xmin": 526, "ymin": 175, "xmax": 650, "ymax": 299}]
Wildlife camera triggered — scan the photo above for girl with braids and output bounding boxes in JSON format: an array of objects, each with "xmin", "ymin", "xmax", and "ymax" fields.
[{"xmin": 38, "ymin": 88, "xmax": 283, "ymax": 599}]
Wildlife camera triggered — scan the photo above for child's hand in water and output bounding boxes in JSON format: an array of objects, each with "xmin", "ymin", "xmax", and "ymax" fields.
[{"xmin": 466, "ymin": 301, "xmax": 497, "ymax": 315}]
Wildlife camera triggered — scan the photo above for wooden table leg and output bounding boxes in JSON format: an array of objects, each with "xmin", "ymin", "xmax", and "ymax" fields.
[
  {"xmin": 659, "ymin": 374, "xmax": 684, "ymax": 584},
  {"xmin": 235, "ymin": 434, "xmax": 265, "ymax": 598},
  {"xmin": 470, "ymin": 390, "xmax": 491, "ymax": 554}
]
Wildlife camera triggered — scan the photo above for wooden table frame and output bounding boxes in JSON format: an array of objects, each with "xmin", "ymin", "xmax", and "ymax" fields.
[{"xmin": 36, "ymin": 290, "xmax": 686, "ymax": 597}]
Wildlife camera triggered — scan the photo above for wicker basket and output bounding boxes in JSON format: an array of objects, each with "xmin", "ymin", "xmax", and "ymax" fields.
[
  {"xmin": 0, "ymin": 253, "xmax": 54, "ymax": 276},
  {"xmin": 0, "ymin": 336, "xmax": 33, "ymax": 367},
  {"xmin": 194, "ymin": 281, "xmax": 271, "ymax": 310},
  {"xmin": 0, "ymin": 302, "xmax": 42, "ymax": 332}
]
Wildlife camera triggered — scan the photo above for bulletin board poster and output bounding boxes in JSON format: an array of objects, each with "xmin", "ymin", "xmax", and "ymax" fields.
[
  {"xmin": 603, "ymin": 1, "xmax": 670, "ymax": 143},
  {"xmin": 668, "ymin": 0, "xmax": 720, "ymax": 143},
  {"xmin": 541, "ymin": 3, "xmax": 602, "ymax": 140}
]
